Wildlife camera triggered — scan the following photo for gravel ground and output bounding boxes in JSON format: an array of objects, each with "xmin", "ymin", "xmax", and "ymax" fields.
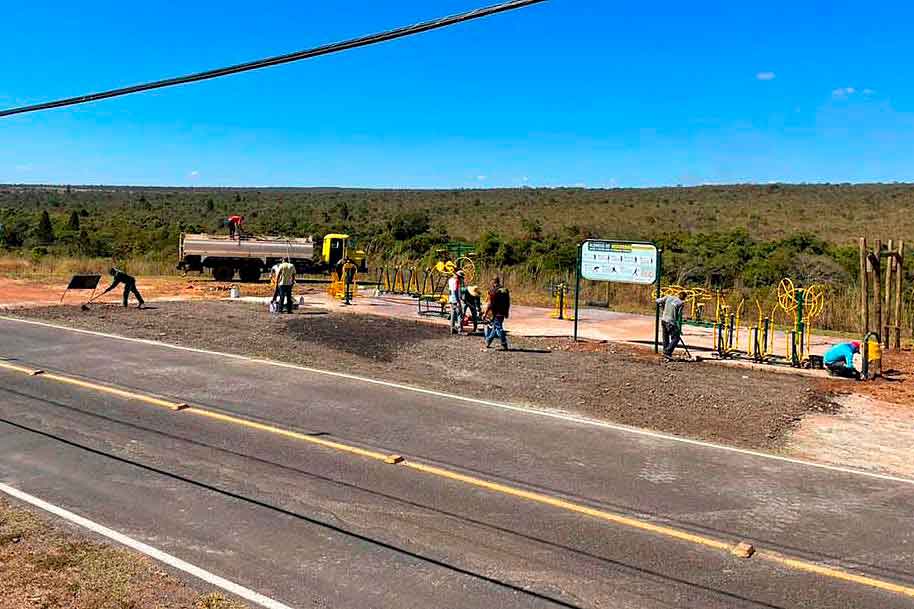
[{"xmin": 12, "ymin": 301, "xmax": 836, "ymax": 450}]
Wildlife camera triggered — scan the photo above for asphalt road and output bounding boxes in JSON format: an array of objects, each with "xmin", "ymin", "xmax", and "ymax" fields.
[{"xmin": 1, "ymin": 316, "xmax": 913, "ymax": 609}]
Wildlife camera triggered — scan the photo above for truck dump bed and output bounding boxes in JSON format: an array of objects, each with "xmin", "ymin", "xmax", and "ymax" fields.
[{"xmin": 180, "ymin": 233, "xmax": 315, "ymax": 262}]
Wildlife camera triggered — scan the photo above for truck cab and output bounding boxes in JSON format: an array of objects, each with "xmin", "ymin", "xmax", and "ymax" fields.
[{"xmin": 322, "ymin": 234, "xmax": 368, "ymax": 275}]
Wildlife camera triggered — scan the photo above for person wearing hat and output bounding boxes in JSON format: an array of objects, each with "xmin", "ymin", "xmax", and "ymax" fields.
[
  {"xmin": 823, "ymin": 341, "xmax": 861, "ymax": 380},
  {"xmin": 447, "ymin": 269, "xmax": 465, "ymax": 335},
  {"xmin": 461, "ymin": 284, "xmax": 482, "ymax": 333},
  {"xmin": 100, "ymin": 267, "xmax": 145, "ymax": 309}
]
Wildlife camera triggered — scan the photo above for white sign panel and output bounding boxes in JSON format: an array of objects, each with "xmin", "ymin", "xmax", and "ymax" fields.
[{"xmin": 581, "ymin": 240, "xmax": 658, "ymax": 285}]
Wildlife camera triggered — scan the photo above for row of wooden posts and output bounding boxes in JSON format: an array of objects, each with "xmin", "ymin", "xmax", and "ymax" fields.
[{"xmin": 858, "ymin": 237, "xmax": 906, "ymax": 349}]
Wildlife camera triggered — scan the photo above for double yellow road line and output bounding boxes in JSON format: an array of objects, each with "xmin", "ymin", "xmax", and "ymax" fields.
[{"xmin": 2, "ymin": 359, "xmax": 913, "ymax": 599}]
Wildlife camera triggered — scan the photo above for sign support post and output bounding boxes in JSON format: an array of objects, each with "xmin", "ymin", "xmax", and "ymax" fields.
[
  {"xmin": 654, "ymin": 249, "xmax": 662, "ymax": 353},
  {"xmin": 573, "ymin": 243, "xmax": 582, "ymax": 341}
]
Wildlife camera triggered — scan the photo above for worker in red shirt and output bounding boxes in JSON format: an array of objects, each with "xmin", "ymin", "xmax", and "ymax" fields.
[{"xmin": 227, "ymin": 215, "xmax": 244, "ymax": 239}]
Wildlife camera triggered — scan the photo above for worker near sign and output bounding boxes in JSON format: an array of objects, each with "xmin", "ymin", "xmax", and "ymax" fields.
[
  {"xmin": 227, "ymin": 214, "xmax": 244, "ymax": 239},
  {"xmin": 101, "ymin": 267, "xmax": 145, "ymax": 309},
  {"xmin": 448, "ymin": 270, "xmax": 465, "ymax": 335},
  {"xmin": 275, "ymin": 257, "xmax": 296, "ymax": 313},
  {"xmin": 823, "ymin": 341, "xmax": 861, "ymax": 380},
  {"xmin": 656, "ymin": 290, "xmax": 686, "ymax": 359},
  {"xmin": 483, "ymin": 277, "xmax": 511, "ymax": 350}
]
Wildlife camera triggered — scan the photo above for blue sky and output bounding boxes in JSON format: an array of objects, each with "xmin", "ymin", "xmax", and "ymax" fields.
[{"xmin": 2, "ymin": 1, "xmax": 913, "ymax": 188}]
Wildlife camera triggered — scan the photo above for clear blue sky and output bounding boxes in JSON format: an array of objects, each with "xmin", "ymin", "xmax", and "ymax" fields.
[{"xmin": 2, "ymin": 1, "xmax": 913, "ymax": 188}]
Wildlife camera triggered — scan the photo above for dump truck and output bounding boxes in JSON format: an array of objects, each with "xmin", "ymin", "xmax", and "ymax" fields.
[{"xmin": 178, "ymin": 233, "xmax": 367, "ymax": 282}]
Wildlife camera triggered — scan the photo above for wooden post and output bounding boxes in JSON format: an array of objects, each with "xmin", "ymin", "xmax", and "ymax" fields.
[
  {"xmin": 895, "ymin": 241, "xmax": 905, "ymax": 349},
  {"xmin": 884, "ymin": 240, "xmax": 894, "ymax": 348},
  {"xmin": 859, "ymin": 237, "xmax": 868, "ymax": 334},
  {"xmin": 873, "ymin": 239, "xmax": 882, "ymax": 347}
]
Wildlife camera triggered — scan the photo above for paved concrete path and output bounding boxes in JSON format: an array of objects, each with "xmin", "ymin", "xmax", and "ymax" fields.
[
  {"xmin": 0, "ymin": 317, "xmax": 911, "ymax": 608},
  {"xmin": 278, "ymin": 290, "xmax": 851, "ymax": 358}
]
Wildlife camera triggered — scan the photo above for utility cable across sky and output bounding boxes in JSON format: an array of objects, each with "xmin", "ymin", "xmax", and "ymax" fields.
[{"xmin": 0, "ymin": 0, "xmax": 546, "ymax": 119}]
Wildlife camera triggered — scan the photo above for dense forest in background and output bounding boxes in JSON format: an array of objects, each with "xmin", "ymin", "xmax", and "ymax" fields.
[{"xmin": 1, "ymin": 183, "xmax": 912, "ymax": 292}]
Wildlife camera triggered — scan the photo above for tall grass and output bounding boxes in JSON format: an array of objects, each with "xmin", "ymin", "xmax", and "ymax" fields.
[{"xmin": 0, "ymin": 254, "xmax": 177, "ymax": 280}]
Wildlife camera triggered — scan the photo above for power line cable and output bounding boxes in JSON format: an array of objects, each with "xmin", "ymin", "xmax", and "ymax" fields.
[{"xmin": 0, "ymin": 0, "xmax": 546, "ymax": 119}]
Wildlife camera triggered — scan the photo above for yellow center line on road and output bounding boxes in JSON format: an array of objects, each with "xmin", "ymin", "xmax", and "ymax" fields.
[
  {"xmin": 184, "ymin": 408, "xmax": 392, "ymax": 463},
  {"xmin": 4, "ymin": 358, "xmax": 914, "ymax": 599},
  {"xmin": 0, "ymin": 361, "xmax": 44, "ymax": 376},
  {"xmin": 756, "ymin": 551, "xmax": 914, "ymax": 599},
  {"xmin": 1, "ymin": 361, "xmax": 187, "ymax": 411}
]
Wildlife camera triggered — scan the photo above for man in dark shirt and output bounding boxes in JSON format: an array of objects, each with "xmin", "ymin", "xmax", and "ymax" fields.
[
  {"xmin": 483, "ymin": 277, "xmax": 511, "ymax": 350},
  {"xmin": 101, "ymin": 267, "xmax": 145, "ymax": 308}
]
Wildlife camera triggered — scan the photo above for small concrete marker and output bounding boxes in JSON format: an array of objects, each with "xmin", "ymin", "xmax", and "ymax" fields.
[
  {"xmin": 29, "ymin": 369, "xmax": 45, "ymax": 376},
  {"xmin": 384, "ymin": 454, "xmax": 405, "ymax": 464},
  {"xmin": 731, "ymin": 541, "xmax": 756, "ymax": 558}
]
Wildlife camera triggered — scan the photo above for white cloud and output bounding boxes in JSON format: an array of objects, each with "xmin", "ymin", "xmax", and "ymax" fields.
[
  {"xmin": 189, "ymin": 170, "xmax": 200, "ymax": 178},
  {"xmin": 832, "ymin": 87, "xmax": 857, "ymax": 98},
  {"xmin": 756, "ymin": 71, "xmax": 776, "ymax": 81},
  {"xmin": 476, "ymin": 175, "xmax": 487, "ymax": 181},
  {"xmin": 14, "ymin": 164, "xmax": 33, "ymax": 173},
  {"xmin": 863, "ymin": 88, "xmax": 876, "ymax": 96}
]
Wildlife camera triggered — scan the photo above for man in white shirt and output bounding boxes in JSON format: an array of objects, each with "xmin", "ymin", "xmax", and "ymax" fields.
[
  {"xmin": 447, "ymin": 270, "xmax": 465, "ymax": 335},
  {"xmin": 275, "ymin": 258, "xmax": 296, "ymax": 313}
]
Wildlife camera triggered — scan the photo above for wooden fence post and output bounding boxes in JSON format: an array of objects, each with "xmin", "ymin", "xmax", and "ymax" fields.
[
  {"xmin": 873, "ymin": 239, "xmax": 882, "ymax": 346},
  {"xmin": 885, "ymin": 240, "xmax": 894, "ymax": 348},
  {"xmin": 895, "ymin": 241, "xmax": 905, "ymax": 349}
]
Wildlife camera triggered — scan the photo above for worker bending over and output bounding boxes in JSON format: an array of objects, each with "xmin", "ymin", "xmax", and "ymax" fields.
[
  {"xmin": 227, "ymin": 215, "xmax": 244, "ymax": 239},
  {"xmin": 101, "ymin": 267, "xmax": 145, "ymax": 308},
  {"xmin": 823, "ymin": 341, "xmax": 861, "ymax": 380},
  {"xmin": 656, "ymin": 290, "xmax": 686, "ymax": 359}
]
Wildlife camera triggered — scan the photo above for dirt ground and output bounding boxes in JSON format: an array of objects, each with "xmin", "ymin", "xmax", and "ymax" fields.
[
  {"xmin": 0, "ymin": 276, "xmax": 253, "ymax": 307},
  {"xmin": 11, "ymin": 301, "xmax": 836, "ymax": 451},
  {"xmin": 0, "ymin": 497, "xmax": 246, "ymax": 609}
]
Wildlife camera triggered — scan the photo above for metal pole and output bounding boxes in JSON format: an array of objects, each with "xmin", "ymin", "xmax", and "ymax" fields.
[
  {"xmin": 573, "ymin": 243, "xmax": 581, "ymax": 342},
  {"xmin": 654, "ymin": 249, "xmax": 662, "ymax": 354}
]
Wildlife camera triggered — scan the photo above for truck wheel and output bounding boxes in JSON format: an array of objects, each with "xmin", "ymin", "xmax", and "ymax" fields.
[
  {"xmin": 212, "ymin": 266, "xmax": 235, "ymax": 282},
  {"xmin": 238, "ymin": 266, "xmax": 262, "ymax": 283}
]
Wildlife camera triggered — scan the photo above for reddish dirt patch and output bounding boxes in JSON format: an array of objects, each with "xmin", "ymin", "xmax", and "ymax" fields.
[
  {"xmin": 0, "ymin": 276, "xmax": 260, "ymax": 307},
  {"xmin": 815, "ymin": 350, "xmax": 914, "ymax": 406}
]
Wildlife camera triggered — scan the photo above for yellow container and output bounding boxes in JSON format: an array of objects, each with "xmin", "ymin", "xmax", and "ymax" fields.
[{"xmin": 867, "ymin": 340, "xmax": 882, "ymax": 363}]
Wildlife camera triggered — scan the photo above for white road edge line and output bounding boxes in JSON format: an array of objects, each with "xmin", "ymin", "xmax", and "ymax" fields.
[
  {"xmin": 0, "ymin": 481, "xmax": 294, "ymax": 609},
  {"xmin": 3, "ymin": 314, "xmax": 913, "ymax": 487}
]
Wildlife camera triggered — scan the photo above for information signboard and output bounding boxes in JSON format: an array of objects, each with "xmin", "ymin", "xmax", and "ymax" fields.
[
  {"xmin": 580, "ymin": 240, "xmax": 658, "ymax": 285},
  {"xmin": 573, "ymin": 239, "xmax": 662, "ymax": 352}
]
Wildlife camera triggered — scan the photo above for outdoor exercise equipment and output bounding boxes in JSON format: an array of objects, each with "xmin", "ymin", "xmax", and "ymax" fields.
[{"xmin": 549, "ymin": 282, "xmax": 573, "ymax": 320}]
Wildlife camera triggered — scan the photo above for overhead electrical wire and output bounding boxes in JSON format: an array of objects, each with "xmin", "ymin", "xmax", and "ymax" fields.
[{"xmin": 0, "ymin": 0, "xmax": 546, "ymax": 118}]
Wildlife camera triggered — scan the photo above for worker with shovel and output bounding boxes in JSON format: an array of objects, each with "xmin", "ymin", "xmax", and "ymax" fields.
[
  {"xmin": 656, "ymin": 290, "xmax": 687, "ymax": 360},
  {"xmin": 100, "ymin": 267, "xmax": 145, "ymax": 309}
]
